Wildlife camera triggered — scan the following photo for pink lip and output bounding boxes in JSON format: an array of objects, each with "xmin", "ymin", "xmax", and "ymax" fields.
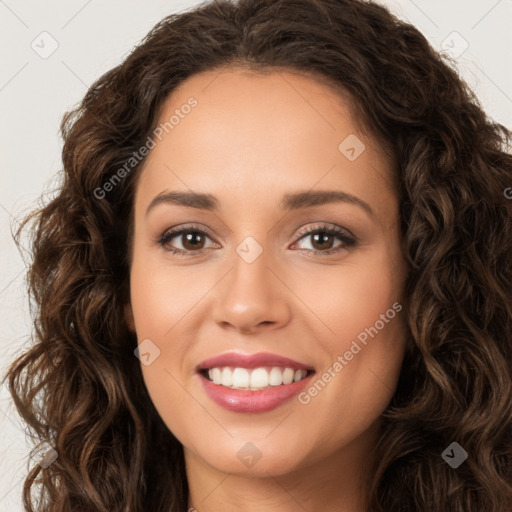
[
  {"xmin": 199, "ymin": 372, "xmax": 314, "ymax": 413},
  {"xmin": 196, "ymin": 351, "xmax": 315, "ymax": 413},
  {"xmin": 196, "ymin": 351, "xmax": 314, "ymax": 371}
]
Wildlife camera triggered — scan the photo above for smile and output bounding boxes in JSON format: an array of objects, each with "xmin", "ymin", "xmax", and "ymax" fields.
[
  {"xmin": 196, "ymin": 352, "xmax": 315, "ymax": 413},
  {"xmin": 201, "ymin": 366, "xmax": 310, "ymax": 390}
]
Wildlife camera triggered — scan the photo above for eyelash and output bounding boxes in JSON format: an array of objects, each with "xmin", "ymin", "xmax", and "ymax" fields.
[{"xmin": 156, "ymin": 223, "xmax": 357, "ymax": 257}]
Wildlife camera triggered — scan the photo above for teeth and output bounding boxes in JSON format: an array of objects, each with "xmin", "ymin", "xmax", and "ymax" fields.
[
  {"xmin": 250, "ymin": 368, "xmax": 269, "ymax": 388},
  {"xmin": 232, "ymin": 368, "xmax": 250, "ymax": 388},
  {"xmin": 221, "ymin": 367, "xmax": 233, "ymax": 387},
  {"xmin": 282, "ymin": 368, "xmax": 295, "ymax": 385},
  {"xmin": 210, "ymin": 368, "xmax": 222, "ymax": 384},
  {"xmin": 269, "ymin": 367, "xmax": 283, "ymax": 386},
  {"xmin": 206, "ymin": 366, "xmax": 308, "ymax": 390}
]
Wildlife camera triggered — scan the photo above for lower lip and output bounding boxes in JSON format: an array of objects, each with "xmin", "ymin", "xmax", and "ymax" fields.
[{"xmin": 199, "ymin": 372, "xmax": 313, "ymax": 413}]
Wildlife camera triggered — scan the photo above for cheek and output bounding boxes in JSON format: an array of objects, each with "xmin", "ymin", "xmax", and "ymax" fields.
[
  {"xmin": 129, "ymin": 251, "xmax": 210, "ymax": 338},
  {"xmin": 290, "ymin": 248, "xmax": 403, "ymax": 351},
  {"xmin": 129, "ymin": 255, "xmax": 217, "ymax": 425},
  {"xmin": 291, "ymin": 247, "xmax": 407, "ymax": 417}
]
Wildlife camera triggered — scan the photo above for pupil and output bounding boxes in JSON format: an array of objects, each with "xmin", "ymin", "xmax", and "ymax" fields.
[
  {"xmin": 313, "ymin": 232, "xmax": 332, "ymax": 250},
  {"xmin": 184, "ymin": 232, "xmax": 203, "ymax": 250}
]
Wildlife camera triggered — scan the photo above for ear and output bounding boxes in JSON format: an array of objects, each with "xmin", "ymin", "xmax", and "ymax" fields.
[{"xmin": 124, "ymin": 303, "xmax": 136, "ymax": 332}]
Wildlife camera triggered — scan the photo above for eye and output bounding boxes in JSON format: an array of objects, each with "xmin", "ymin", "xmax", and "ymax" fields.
[
  {"xmin": 157, "ymin": 223, "xmax": 356, "ymax": 256},
  {"xmin": 157, "ymin": 225, "xmax": 217, "ymax": 255},
  {"xmin": 291, "ymin": 224, "xmax": 357, "ymax": 255}
]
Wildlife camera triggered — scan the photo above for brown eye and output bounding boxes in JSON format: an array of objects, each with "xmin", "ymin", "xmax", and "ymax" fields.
[
  {"xmin": 180, "ymin": 231, "xmax": 206, "ymax": 250},
  {"xmin": 309, "ymin": 232, "xmax": 337, "ymax": 251},
  {"xmin": 158, "ymin": 227, "xmax": 216, "ymax": 254},
  {"xmin": 157, "ymin": 224, "xmax": 356, "ymax": 256},
  {"xmin": 293, "ymin": 225, "xmax": 356, "ymax": 254}
]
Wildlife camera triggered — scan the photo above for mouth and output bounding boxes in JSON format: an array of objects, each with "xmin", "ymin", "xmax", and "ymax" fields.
[
  {"xmin": 196, "ymin": 352, "xmax": 316, "ymax": 412},
  {"xmin": 196, "ymin": 351, "xmax": 315, "ymax": 390},
  {"xmin": 199, "ymin": 366, "xmax": 315, "ymax": 391}
]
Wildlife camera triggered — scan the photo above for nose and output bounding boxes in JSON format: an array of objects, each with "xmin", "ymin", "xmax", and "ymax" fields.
[{"xmin": 212, "ymin": 248, "xmax": 292, "ymax": 335}]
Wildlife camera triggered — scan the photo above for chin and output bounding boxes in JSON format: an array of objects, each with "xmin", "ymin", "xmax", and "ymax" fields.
[{"xmin": 191, "ymin": 437, "xmax": 311, "ymax": 477}]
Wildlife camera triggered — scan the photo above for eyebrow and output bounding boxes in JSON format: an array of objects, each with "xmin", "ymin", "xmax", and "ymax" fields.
[{"xmin": 146, "ymin": 189, "xmax": 375, "ymax": 218}]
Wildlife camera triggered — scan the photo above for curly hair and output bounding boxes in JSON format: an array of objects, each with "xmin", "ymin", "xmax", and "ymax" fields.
[{"xmin": 4, "ymin": 0, "xmax": 512, "ymax": 510}]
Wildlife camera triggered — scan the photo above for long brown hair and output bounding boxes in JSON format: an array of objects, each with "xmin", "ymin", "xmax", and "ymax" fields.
[{"xmin": 4, "ymin": 0, "xmax": 512, "ymax": 510}]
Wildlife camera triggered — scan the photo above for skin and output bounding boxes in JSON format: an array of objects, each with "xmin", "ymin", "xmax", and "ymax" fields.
[{"xmin": 125, "ymin": 67, "xmax": 409, "ymax": 512}]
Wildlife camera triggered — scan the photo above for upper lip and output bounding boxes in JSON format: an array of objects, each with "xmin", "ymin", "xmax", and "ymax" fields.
[{"xmin": 196, "ymin": 352, "xmax": 315, "ymax": 371}]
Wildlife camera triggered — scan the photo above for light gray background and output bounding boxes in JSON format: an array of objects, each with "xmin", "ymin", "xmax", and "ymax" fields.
[{"xmin": 1, "ymin": 0, "xmax": 511, "ymax": 509}]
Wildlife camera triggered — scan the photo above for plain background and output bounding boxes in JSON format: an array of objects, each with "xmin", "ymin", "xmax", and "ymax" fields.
[{"xmin": 1, "ymin": 0, "xmax": 511, "ymax": 509}]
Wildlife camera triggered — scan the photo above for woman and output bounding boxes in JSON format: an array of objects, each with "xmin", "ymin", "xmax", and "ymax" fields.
[{"xmin": 5, "ymin": 0, "xmax": 512, "ymax": 510}]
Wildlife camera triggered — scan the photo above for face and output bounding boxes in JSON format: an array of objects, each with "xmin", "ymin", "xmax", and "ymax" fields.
[{"xmin": 126, "ymin": 68, "xmax": 409, "ymax": 477}]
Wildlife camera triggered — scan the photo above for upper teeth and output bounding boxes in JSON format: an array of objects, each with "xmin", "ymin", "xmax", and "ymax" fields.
[{"xmin": 207, "ymin": 367, "xmax": 308, "ymax": 390}]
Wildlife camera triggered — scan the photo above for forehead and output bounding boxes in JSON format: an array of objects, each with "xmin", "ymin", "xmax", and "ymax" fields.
[{"xmin": 135, "ymin": 68, "xmax": 396, "ymax": 219}]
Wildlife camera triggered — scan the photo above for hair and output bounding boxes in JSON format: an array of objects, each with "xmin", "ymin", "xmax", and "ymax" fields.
[{"xmin": 4, "ymin": 0, "xmax": 512, "ymax": 510}]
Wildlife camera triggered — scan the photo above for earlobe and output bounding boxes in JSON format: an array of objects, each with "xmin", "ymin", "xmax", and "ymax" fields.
[{"xmin": 124, "ymin": 303, "xmax": 136, "ymax": 332}]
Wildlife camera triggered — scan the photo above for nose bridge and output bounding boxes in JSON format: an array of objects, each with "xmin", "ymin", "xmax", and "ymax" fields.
[
  {"xmin": 212, "ymin": 234, "xmax": 291, "ymax": 332},
  {"xmin": 229, "ymin": 235, "xmax": 276, "ymax": 308}
]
